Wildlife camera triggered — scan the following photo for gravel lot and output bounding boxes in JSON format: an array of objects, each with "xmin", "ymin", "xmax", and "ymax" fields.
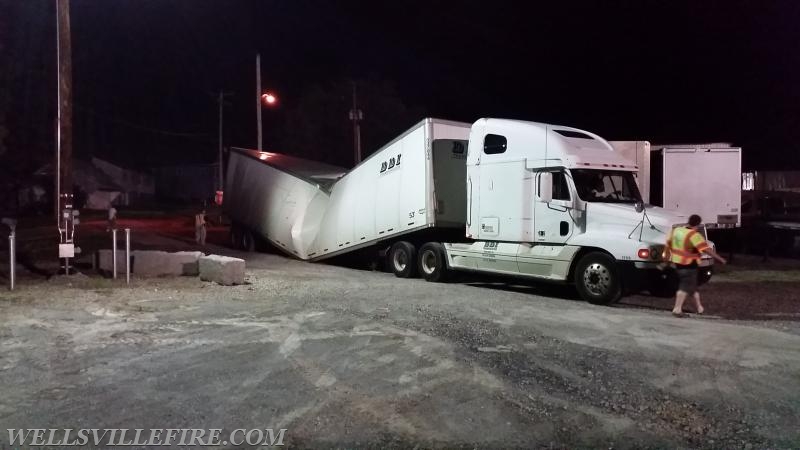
[{"xmin": 1, "ymin": 221, "xmax": 800, "ymax": 448}]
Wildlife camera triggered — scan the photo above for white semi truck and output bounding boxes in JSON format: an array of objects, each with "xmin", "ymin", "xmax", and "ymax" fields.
[
  {"xmin": 226, "ymin": 118, "xmax": 715, "ymax": 304},
  {"xmin": 609, "ymin": 141, "xmax": 741, "ymax": 228}
]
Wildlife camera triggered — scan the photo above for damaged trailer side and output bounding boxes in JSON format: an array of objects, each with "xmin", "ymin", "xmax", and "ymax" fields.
[{"xmin": 224, "ymin": 118, "xmax": 472, "ymax": 261}]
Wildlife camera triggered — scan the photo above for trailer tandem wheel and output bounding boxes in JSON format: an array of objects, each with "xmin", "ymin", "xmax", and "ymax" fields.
[
  {"xmin": 389, "ymin": 241, "xmax": 417, "ymax": 278},
  {"xmin": 418, "ymin": 242, "xmax": 448, "ymax": 282}
]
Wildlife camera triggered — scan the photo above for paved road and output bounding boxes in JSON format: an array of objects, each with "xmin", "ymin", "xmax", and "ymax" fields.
[{"xmin": 1, "ymin": 232, "xmax": 799, "ymax": 448}]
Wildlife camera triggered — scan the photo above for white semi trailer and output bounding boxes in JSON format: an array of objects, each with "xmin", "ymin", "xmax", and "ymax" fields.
[
  {"xmin": 609, "ymin": 141, "xmax": 741, "ymax": 228},
  {"xmin": 226, "ymin": 118, "xmax": 715, "ymax": 304}
]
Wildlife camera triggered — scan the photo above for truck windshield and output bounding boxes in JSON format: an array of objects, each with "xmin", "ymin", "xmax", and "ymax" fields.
[{"xmin": 571, "ymin": 169, "xmax": 642, "ymax": 203}]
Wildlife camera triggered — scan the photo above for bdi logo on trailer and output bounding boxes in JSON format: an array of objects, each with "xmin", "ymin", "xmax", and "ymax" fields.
[{"xmin": 379, "ymin": 154, "xmax": 402, "ymax": 174}]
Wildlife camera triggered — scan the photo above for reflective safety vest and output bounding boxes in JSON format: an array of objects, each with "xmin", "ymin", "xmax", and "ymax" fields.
[{"xmin": 667, "ymin": 226, "xmax": 710, "ymax": 265}]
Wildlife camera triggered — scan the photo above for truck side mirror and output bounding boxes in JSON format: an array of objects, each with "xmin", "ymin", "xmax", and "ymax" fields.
[{"xmin": 538, "ymin": 172, "xmax": 553, "ymax": 203}]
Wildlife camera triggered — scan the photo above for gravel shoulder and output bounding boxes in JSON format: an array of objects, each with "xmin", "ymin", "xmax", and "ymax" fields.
[{"xmin": 2, "ymin": 238, "xmax": 800, "ymax": 448}]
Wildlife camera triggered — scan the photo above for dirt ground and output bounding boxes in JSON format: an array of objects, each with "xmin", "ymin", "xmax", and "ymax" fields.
[{"xmin": 1, "ymin": 217, "xmax": 800, "ymax": 448}]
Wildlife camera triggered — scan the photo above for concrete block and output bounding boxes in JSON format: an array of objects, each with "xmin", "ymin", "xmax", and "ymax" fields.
[
  {"xmin": 171, "ymin": 251, "xmax": 204, "ymax": 276},
  {"xmin": 199, "ymin": 254, "xmax": 245, "ymax": 285},
  {"xmin": 95, "ymin": 250, "xmax": 203, "ymax": 277},
  {"xmin": 133, "ymin": 250, "xmax": 203, "ymax": 277},
  {"xmin": 96, "ymin": 249, "xmax": 127, "ymax": 276}
]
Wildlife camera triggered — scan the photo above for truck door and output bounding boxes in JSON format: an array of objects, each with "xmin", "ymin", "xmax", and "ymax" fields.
[{"xmin": 533, "ymin": 169, "xmax": 574, "ymax": 244}]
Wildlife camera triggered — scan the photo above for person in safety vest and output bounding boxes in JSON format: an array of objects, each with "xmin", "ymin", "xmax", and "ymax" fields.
[{"xmin": 665, "ymin": 214, "xmax": 727, "ymax": 317}]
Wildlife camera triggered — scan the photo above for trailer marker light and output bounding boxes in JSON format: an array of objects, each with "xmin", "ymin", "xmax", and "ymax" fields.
[{"xmin": 637, "ymin": 248, "xmax": 651, "ymax": 259}]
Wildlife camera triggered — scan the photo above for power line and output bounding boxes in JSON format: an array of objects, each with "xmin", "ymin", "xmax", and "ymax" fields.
[{"xmin": 74, "ymin": 104, "xmax": 212, "ymax": 139}]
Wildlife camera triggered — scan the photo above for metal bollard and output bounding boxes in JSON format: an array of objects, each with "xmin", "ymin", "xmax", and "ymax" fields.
[
  {"xmin": 8, "ymin": 232, "xmax": 15, "ymax": 291},
  {"xmin": 112, "ymin": 228, "xmax": 118, "ymax": 279},
  {"xmin": 125, "ymin": 228, "xmax": 131, "ymax": 285}
]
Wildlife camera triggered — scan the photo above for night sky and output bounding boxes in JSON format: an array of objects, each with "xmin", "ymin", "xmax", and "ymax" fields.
[{"xmin": 3, "ymin": 0, "xmax": 800, "ymax": 170}]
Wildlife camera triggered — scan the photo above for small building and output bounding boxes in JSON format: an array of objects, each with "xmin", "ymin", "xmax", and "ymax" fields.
[{"xmin": 31, "ymin": 157, "xmax": 155, "ymax": 211}]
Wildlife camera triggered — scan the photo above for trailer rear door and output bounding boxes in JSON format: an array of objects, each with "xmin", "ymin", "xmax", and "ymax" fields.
[{"xmin": 663, "ymin": 147, "xmax": 741, "ymax": 226}]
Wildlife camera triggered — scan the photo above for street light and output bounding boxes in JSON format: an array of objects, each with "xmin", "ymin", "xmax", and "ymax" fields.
[
  {"xmin": 261, "ymin": 92, "xmax": 277, "ymax": 106},
  {"xmin": 258, "ymin": 92, "xmax": 278, "ymax": 154}
]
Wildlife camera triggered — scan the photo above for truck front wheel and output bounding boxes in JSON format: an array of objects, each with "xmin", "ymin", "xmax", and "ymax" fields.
[
  {"xmin": 418, "ymin": 242, "xmax": 448, "ymax": 282},
  {"xmin": 575, "ymin": 252, "xmax": 622, "ymax": 305},
  {"xmin": 389, "ymin": 241, "xmax": 417, "ymax": 278}
]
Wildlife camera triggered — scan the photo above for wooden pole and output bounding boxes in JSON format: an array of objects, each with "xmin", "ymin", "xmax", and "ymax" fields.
[
  {"xmin": 256, "ymin": 53, "xmax": 262, "ymax": 150},
  {"xmin": 56, "ymin": 0, "xmax": 73, "ymax": 218},
  {"xmin": 218, "ymin": 91, "xmax": 224, "ymax": 191}
]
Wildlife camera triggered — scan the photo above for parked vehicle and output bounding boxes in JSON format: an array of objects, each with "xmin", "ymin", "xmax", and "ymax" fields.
[
  {"xmin": 226, "ymin": 118, "xmax": 715, "ymax": 304},
  {"xmin": 608, "ymin": 141, "xmax": 742, "ymax": 228}
]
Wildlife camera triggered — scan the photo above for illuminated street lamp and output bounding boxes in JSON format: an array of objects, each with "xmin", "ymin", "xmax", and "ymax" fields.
[
  {"xmin": 261, "ymin": 92, "xmax": 277, "ymax": 106},
  {"xmin": 257, "ymin": 90, "xmax": 278, "ymax": 154}
]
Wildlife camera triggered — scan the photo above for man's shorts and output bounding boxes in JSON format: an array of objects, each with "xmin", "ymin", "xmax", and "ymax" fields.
[{"xmin": 676, "ymin": 266, "xmax": 698, "ymax": 294}]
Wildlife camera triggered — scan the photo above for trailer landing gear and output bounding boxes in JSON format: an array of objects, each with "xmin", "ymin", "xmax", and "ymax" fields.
[{"xmin": 229, "ymin": 223, "xmax": 255, "ymax": 252}]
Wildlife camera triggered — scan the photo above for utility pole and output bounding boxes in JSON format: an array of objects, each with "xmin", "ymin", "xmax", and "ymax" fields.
[
  {"xmin": 56, "ymin": 0, "xmax": 79, "ymax": 275},
  {"xmin": 256, "ymin": 53, "xmax": 262, "ymax": 150},
  {"xmin": 56, "ymin": 0, "xmax": 73, "ymax": 219},
  {"xmin": 217, "ymin": 91, "xmax": 233, "ymax": 191},
  {"xmin": 349, "ymin": 81, "xmax": 363, "ymax": 166}
]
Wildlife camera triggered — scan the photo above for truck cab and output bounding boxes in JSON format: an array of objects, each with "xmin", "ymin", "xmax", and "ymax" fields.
[{"xmin": 441, "ymin": 118, "xmax": 714, "ymax": 304}]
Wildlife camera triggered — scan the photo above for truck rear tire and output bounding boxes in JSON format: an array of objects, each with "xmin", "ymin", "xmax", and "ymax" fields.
[
  {"xmin": 418, "ymin": 242, "xmax": 448, "ymax": 282},
  {"xmin": 575, "ymin": 252, "xmax": 622, "ymax": 305},
  {"xmin": 389, "ymin": 241, "xmax": 417, "ymax": 278}
]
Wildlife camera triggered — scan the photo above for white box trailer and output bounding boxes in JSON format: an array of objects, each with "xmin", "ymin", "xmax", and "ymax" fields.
[
  {"xmin": 652, "ymin": 144, "xmax": 741, "ymax": 228},
  {"xmin": 609, "ymin": 141, "xmax": 741, "ymax": 227},
  {"xmin": 225, "ymin": 118, "xmax": 472, "ymax": 260},
  {"xmin": 606, "ymin": 141, "xmax": 651, "ymax": 203},
  {"xmin": 228, "ymin": 118, "xmax": 718, "ymax": 305},
  {"xmin": 224, "ymin": 150, "xmax": 347, "ymax": 256}
]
